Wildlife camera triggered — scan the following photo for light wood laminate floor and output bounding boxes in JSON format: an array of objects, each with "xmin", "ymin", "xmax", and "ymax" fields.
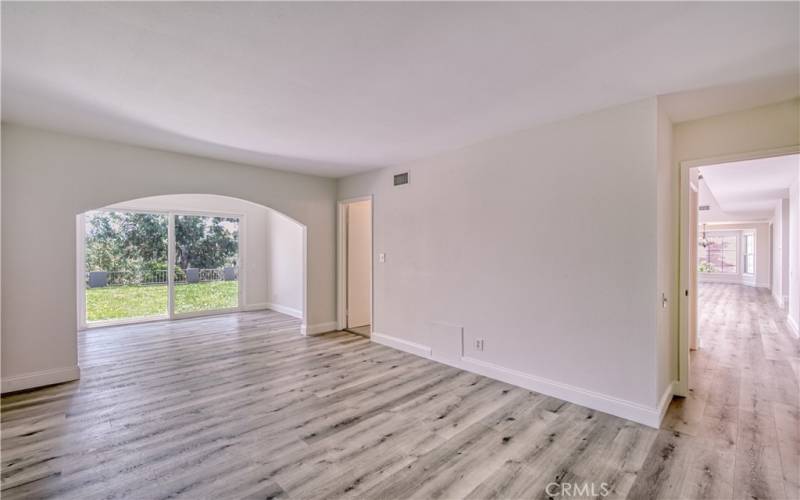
[
  {"xmin": 656, "ymin": 283, "xmax": 799, "ymax": 500},
  {"xmin": 2, "ymin": 284, "xmax": 798, "ymax": 499},
  {"xmin": 345, "ymin": 325, "xmax": 371, "ymax": 338}
]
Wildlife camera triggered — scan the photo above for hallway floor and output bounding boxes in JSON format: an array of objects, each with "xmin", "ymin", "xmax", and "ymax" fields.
[{"xmin": 658, "ymin": 283, "xmax": 799, "ymax": 500}]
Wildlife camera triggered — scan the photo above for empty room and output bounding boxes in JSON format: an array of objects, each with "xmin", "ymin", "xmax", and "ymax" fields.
[{"xmin": 1, "ymin": 2, "xmax": 798, "ymax": 500}]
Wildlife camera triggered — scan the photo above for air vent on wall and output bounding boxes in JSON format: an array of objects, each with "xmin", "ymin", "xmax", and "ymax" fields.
[
  {"xmin": 698, "ymin": 205, "xmax": 710, "ymax": 211},
  {"xmin": 393, "ymin": 172, "xmax": 409, "ymax": 186}
]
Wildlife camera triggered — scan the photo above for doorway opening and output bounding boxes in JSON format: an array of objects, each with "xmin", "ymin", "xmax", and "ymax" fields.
[
  {"xmin": 678, "ymin": 148, "xmax": 800, "ymax": 395},
  {"xmin": 77, "ymin": 194, "xmax": 306, "ymax": 329},
  {"xmin": 338, "ymin": 197, "xmax": 373, "ymax": 337}
]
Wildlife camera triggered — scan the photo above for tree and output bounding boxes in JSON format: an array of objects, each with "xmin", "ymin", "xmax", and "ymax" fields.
[
  {"xmin": 85, "ymin": 211, "xmax": 168, "ymax": 284},
  {"xmin": 85, "ymin": 211, "xmax": 239, "ymax": 284},
  {"xmin": 175, "ymin": 215, "xmax": 239, "ymax": 270}
]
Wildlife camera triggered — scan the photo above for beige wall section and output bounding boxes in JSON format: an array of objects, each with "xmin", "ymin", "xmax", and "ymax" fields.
[
  {"xmin": 339, "ymin": 98, "xmax": 664, "ymax": 425},
  {"xmin": 1, "ymin": 123, "xmax": 337, "ymax": 391},
  {"xmin": 346, "ymin": 200, "xmax": 372, "ymax": 328},
  {"xmin": 674, "ymin": 98, "xmax": 800, "ymax": 162},
  {"xmin": 266, "ymin": 209, "xmax": 305, "ymax": 316},
  {"xmin": 656, "ymin": 99, "xmax": 677, "ymax": 403}
]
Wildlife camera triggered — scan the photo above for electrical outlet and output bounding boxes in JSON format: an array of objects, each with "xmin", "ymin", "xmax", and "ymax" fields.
[{"xmin": 474, "ymin": 339, "xmax": 484, "ymax": 351}]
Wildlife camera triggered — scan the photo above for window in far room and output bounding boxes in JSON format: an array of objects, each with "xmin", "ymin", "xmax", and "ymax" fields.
[
  {"xmin": 698, "ymin": 232, "xmax": 737, "ymax": 274},
  {"xmin": 743, "ymin": 233, "xmax": 755, "ymax": 275}
]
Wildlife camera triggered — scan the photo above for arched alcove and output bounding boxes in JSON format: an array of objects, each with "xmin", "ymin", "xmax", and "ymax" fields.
[
  {"xmin": 2, "ymin": 125, "xmax": 337, "ymax": 392},
  {"xmin": 77, "ymin": 193, "xmax": 307, "ymax": 329}
]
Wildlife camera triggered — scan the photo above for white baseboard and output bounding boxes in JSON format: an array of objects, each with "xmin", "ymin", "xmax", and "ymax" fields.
[
  {"xmin": 2, "ymin": 365, "xmax": 80, "ymax": 394},
  {"xmin": 242, "ymin": 302, "xmax": 270, "ymax": 312},
  {"xmin": 372, "ymin": 332, "xmax": 432, "ymax": 357},
  {"xmin": 371, "ymin": 332, "xmax": 667, "ymax": 428},
  {"xmin": 243, "ymin": 302, "xmax": 303, "ymax": 319},
  {"xmin": 302, "ymin": 321, "xmax": 338, "ymax": 336},
  {"xmin": 787, "ymin": 315, "xmax": 800, "ymax": 339},
  {"xmin": 266, "ymin": 303, "xmax": 303, "ymax": 319},
  {"xmin": 657, "ymin": 382, "xmax": 675, "ymax": 423},
  {"xmin": 700, "ymin": 275, "xmax": 768, "ymax": 288}
]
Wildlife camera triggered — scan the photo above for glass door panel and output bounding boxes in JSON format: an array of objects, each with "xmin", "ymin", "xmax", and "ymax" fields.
[
  {"xmin": 173, "ymin": 214, "xmax": 240, "ymax": 314},
  {"xmin": 84, "ymin": 210, "xmax": 168, "ymax": 323}
]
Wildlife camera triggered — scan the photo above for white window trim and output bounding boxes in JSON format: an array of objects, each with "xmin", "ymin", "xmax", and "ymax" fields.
[{"xmin": 742, "ymin": 231, "xmax": 756, "ymax": 276}]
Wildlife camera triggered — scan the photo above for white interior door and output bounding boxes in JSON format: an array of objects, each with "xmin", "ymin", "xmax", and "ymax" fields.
[
  {"xmin": 689, "ymin": 184, "xmax": 698, "ymax": 350},
  {"xmin": 347, "ymin": 200, "xmax": 371, "ymax": 328}
]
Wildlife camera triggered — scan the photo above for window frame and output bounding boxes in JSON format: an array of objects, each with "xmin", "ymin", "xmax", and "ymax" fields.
[
  {"xmin": 742, "ymin": 231, "xmax": 755, "ymax": 276},
  {"xmin": 78, "ymin": 207, "xmax": 246, "ymax": 330},
  {"xmin": 698, "ymin": 229, "xmax": 740, "ymax": 276}
]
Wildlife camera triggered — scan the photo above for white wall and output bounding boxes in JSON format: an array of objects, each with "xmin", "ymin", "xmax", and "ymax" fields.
[
  {"xmin": 773, "ymin": 205, "xmax": 781, "ymax": 300},
  {"xmin": 772, "ymin": 199, "xmax": 790, "ymax": 307},
  {"xmin": 791, "ymin": 179, "xmax": 800, "ymax": 331},
  {"xmin": 697, "ymin": 223, "xmax": 771, "ymax": 288},
  {"xmin": 339, "ymin": 98, "xmax": 665, "ymax": 426},
  {"xmin": 781, "ymin": 198, "xmax": 791, "ymax": 306},
  {"xmin": 266, "ymin": 210, "xmax": 304, "ymax": 317},
  {"xmin": 1, "ymin": 123, "xmax": 336, "ymax": 392}
]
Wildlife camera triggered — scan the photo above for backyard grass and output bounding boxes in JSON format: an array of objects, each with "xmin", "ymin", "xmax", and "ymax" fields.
[{"xmin": 86, "ymin": 281, "xmax": 239, "ymax": 321}]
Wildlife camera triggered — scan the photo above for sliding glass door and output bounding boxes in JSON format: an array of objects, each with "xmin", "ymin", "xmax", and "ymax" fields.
[
  {"xmin": 82, "ymin": 209, "xmax": 241, "ymax": 327},
  {"xmin": 84, "ymin": 210, "xmax": 169, "ymax": 323},
  {"xmin": 173, "ymin": 214, "xmax": 240, "ymax": 315}
]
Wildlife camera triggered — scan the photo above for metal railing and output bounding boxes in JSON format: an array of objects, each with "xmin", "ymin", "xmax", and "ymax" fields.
[{"xmin": 86, "ymin": 267, "xmax": 238, "ymax": 288}]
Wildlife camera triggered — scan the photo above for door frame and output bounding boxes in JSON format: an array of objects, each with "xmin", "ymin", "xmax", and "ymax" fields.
[
  {"xmin": 337, "ymin": 195, "xmax": 374, "ymax": 333},
  {"xmin": 78, "ymin": 207, "xmax": 246, "ymax": 329},
  {"xmin": 677, "ymin": 145, "xmax": 799, "ymax": 396}
]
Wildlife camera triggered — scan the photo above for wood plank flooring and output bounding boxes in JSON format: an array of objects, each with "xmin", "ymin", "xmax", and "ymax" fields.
[
  {"xmin": 2, "ymin": 284, "xmax": 798, "ymax": 499},
  {"xmin": 655, "ymin": 283, "xmax": 799, "ymax": 500},
  {"xmin": 345, "ymin": 325, "xmax": 371, "ymax": 338}
]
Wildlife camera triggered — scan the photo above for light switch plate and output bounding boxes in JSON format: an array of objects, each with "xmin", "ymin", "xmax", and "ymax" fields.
[{"xmin": 378, "ymin": 253, "xmax": 386, "ymax": 263}]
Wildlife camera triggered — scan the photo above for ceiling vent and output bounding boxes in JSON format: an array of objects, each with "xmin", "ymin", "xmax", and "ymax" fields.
[
  {"xmin": 393, "ymin": 172, "xmax": 409, "ymax": 186},
  {"xmin": 698, "ymin": 205, "xmax": 710, "ymax": 211}
]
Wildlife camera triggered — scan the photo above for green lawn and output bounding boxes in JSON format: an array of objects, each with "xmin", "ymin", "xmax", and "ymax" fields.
[{"xmin": 87, "ymin": 281, "xmax": 239, "ymax": 322}]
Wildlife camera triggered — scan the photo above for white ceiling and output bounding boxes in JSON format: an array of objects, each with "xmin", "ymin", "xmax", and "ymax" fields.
[
  {"xmin": 700, "ymin": 154, "xmax": 800, "ymax": 221},
  {"xmin": 2, "ymin": 2, "xmax": 799, "ymax": 177}
]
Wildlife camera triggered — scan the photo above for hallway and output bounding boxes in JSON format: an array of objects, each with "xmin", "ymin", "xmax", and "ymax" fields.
[{"xmin": 656, "ymin": 283, "xmax": 800, "ymax": 499}]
